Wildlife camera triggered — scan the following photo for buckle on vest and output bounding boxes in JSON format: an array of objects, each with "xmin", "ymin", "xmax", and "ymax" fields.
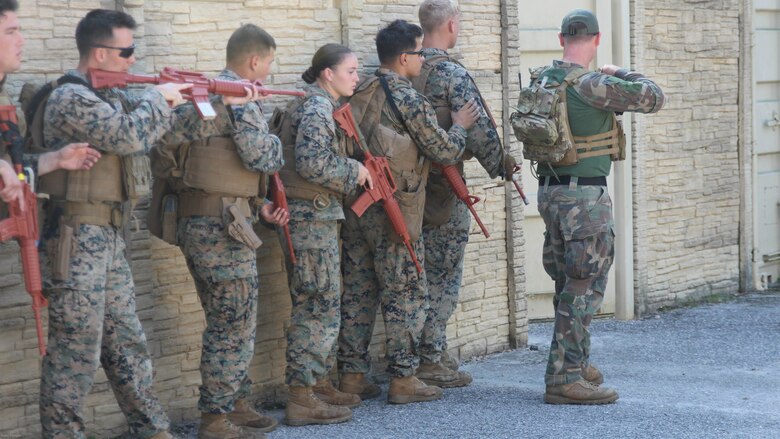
[{"xmin": 312, "ymin": 193, "xmax": 331, "ymax": 210}]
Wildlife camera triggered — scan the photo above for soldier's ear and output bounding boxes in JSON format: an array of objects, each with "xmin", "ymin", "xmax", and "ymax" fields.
[{"xmin": 323, "ymin": 67, "xmax": 334, "ymax": 83}]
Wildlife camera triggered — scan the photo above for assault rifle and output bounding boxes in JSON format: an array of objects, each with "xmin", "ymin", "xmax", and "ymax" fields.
[
  {"xmin": 88, "ymin": 67, "xmax": 305, "ymax": 120},
  {"xmin": 332, "ymin": 103, "xmax": 423, "ymax": 273},
  {"xmin": 268, "ymin": 173, "xmax": 296, "ymax": 265},
  {"xmin": 433, "ymin": 163, "xmax": 490, "ymax": 238},
  {"xmin": 0, "ymin": 105, "xmax": 47, "ymax": 356}
]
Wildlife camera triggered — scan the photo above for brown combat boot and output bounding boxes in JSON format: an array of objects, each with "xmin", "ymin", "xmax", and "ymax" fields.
[
  {"xmin": 284, "ymin": 386, "xmax": 352, "ymax": 427},
  {"xmin": 387, "ymin": 375, "xmax": 443, "ymax": 404},
  {"xmin": 149, "ymin": 432, "xmax": 175, "ymax": 439},
  {"xmin": 227, "ymin": 398, "xmax": 278, "ymax": 433},
  {"xmin": 581, "ymin": 363, "xmax": 604, "ymax": 385},
  {"xmin": 198, "ymin": 413, "xmax": 265, "ymax": 439},
  {"xmin": 416, "ymin": 362, "xmax": 472, "ymax": 388},
  {"xmin": 313, "ymin": 378, "xmax": 361, "ymax": 408},
  {"xmin": 544, "ymin": 379, "xmax": 619, "ymax": 405},
  {"xmin": 441, "ymin": 350, "xmax": 459, "ymax": 371},
  {"xmin": 339, "ymin": 372, "xmax": 382, "ymax": 400}
]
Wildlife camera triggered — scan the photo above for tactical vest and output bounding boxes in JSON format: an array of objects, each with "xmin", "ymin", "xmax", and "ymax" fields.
[
  {"xmin": 512, "ymin": 66, "xmax": 625, "ymax": 167},
  {"xmin": 349, "ymin": 75, "xmax": 430, "ymax": 242},
  {"xmin": 269, "ymin": 96, "xmax": 343, "ymax": 207},
  {"xmin": 24, "ymin": 76, "xmax": 151, "ymax": 227},
  {"xmin": 0, "ymin": 88, "xmax": 26, "ymax": 218},
  {"xmin": 159, "ymin": 136, "xmax": 262, "ymax": 214}
]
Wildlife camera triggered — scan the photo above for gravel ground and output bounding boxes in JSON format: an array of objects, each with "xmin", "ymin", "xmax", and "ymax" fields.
[{"xmin": 168, "ymin": 292, "xmax": 780, "ymax": 439}]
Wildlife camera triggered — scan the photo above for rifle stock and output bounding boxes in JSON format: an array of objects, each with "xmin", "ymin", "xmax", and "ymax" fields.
[
  {"xmin": 332, "ymin": 103, "xmax": 422, "ymax": 273},
  {"xmin": 0, "ymin": 107, "xmax": 47, "ymax": 356},
  {"xmin": 88, "ymin": 67, "xmax": 304, "ymax": 120}
]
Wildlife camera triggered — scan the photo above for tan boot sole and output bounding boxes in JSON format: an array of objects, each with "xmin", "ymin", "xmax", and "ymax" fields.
[
  {"xmin": 284, "ymin": 411, "xmax": 352, "ymax": 427},
  {"xmin": 418, "ymin": 374, "xmax": 472, "ymax": 388},
  {"xmin": 387, "ymin": 390, "xmax": 443, "ymax": 404},
  {"xmin": 543, "ymin": 393, "xmax": 619, "ymax": 405},
  {"xmin": 314, "ymin": 393, "xmax": 361, "ymax": 409}
]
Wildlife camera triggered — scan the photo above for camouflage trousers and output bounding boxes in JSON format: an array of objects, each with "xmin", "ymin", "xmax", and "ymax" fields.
[
  {"xmin": 419, "ymin": 199, "xmax": 470, "ymax": 364},
  {"xmin": 537, "ymin": 183, "xmax": 615, "ymax": 386},
  {"xmin": 338, "ymin": 205, "xmax": 428, "ymax": 378},
  {"xmin": 281, "ymin": 218, "xmax": 341, "ymax": 387},
  {"xmin": 40, "ymin": 225, "xmax": 169, "ymax": 439},
  {"xmin": 178, "ymin": 217, "xmax": 258, "ymax": 414}
]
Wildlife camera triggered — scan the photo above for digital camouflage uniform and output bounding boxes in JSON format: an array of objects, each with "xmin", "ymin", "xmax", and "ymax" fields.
[
  {"xmin": 0, "ymin": 78, "xmax": 38, "ymax": 180},
  {"xmin": 40, "ymin": 69, "xmax": 173, "ymax": 438},
  {"xmin": 338, "ymin": 68, "xmax": 466, "ymax": 378},
  {"xmin": 537, "ymin": 60, "xmax": 665, "ymax": 385},
  {"xmin": 162, "ymin": 69, "xmax": 283, "ymax": 413},
  {"xmin": 282, "ymin": 84, "xmax": 361, "ymax": 387},
  {"xmin": 416, "ymin": 48, "xmax": 504, "ymax": 365}
]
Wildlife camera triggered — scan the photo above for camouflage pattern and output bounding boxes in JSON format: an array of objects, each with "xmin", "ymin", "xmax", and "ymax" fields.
[
  {"xmin": 337, "ymin": 68, "xmax": 465, "ymax": 378},
  {"xmin": 372, "ymin": 68, "xmax": 467, "ymax": 166},
  {"xmin": 162, "ymin": 69, "xmax": 283, "ymax": 174},
  {"xmin": 536, "ymin": 61, "xmax": 666, "ymax": 178},
  {"xmin": 415, "ymin": 48, "xmax": 504, "ymax": 366},
  {"xmin": 39, "ymin": 69, "xmax": 175, "ymax": 438},
  {"xmin": 417, "ymin": 48, "xmax": 503, "ymax": 177},
  {"xmin": 419, "ymin": 199, "xmax": 470, "ymax": 364},
  {"xmin": 177, "ymin": 216, "xmax": 259, "ymax": 413},
  {"xmin": 282, "ymin": 84, "xmax": 361, "ymax": 387},
  {"xmin": 44, "ymin": 70, "xmax": 172, "ymax": 153},
  {"xmin": 539, "ymin": 184, "xmax": 614, "ymax": 386},
  {"xmin": 164, "ymin": 69, "xmax": 284, "ymax": 413},
  {"xmin": 0, "ymin": 80, "xmax": 39, "ymax": 177},
  {"xmin": 39, "ymin": 225, "xmax": 170, "ymax": 439}
]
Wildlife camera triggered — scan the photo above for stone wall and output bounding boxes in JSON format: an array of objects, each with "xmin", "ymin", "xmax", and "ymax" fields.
[
  {"xmin": 631, "ymin": 0, "xmax": 741, "ymax": 314},
  {"xmin": 0, "ymin": 0, "xmax": 524, "ymax": 437}
]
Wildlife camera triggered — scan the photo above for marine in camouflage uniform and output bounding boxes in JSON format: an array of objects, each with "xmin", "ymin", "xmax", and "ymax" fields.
[
  {"xmin": 338, "ymin": 68, "xmax": 466, "ymax": 385},
  {"xmin": 537, "ymin": 57, "xmax": 664, "ymax": 399},
  {"xmin": 281, "ymin": 83, "xmax": 360, "ymax": 389},
  {"xmin": 40, "ymin": 68, "xmax": 174, "ymax": 438},
  {"xmin": 162, "ymin": 68, "xmax": 283, "ymax": 416},
  {"xmin": 415, "ymin": 47, "xmax": 507, "ymax": 385}
]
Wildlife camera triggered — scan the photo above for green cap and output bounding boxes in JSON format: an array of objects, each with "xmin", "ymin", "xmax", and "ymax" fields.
[{"xmin": 560, "ymin": 9, "xmax": 599, "ymax": 36}]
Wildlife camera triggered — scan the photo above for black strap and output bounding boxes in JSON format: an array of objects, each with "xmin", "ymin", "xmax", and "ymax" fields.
[
  {"xmin": 379, "ymin": 75, "xmax": 413, "ymax": 137},
  {"xmin": 24, "ymin": 74, "xmax": 114, "ymax": 125},
  {"xmin": 540, "ymin": 175, "xmax": 607, "ymax": 186}
]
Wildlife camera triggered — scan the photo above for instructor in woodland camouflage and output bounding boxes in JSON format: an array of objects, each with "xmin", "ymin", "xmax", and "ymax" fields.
[
  {"xmin": 530, "ymin": 9, "xmax": 665, "ymax": 405},
  {"xmin": 37, "ymin": 9, "xmax": 190, "ymax": 439},
  {"xmin": 158, "ymin": 24, "xmax": 287, "ymax": 439},
  {"xmin": 0, "ymin": 0, "xmax": 100, "ymax": 207},
  {"xmin": 412, "ymin": 0, "xmax": 518, "ymax": 388},
  {"xmin": 275, "ymin": 43, "xmax": 372, "ymax": 427},
  {"xmin": 337, "ymin": 19, "xmax": 479, "ymax": 405}
]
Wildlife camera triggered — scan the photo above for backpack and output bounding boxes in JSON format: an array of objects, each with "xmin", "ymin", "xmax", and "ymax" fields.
[{"xmin": 510, "ymin": 66, "xmax": 588, "ymax": 167}]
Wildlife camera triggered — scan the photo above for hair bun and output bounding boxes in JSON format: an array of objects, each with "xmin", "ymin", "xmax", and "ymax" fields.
[{"xmin": 301, "ymin": 67, "xmax": 318, "ymax": 84}]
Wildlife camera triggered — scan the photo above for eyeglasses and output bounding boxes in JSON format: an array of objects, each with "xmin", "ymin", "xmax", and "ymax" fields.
[
  {"xmin": 91, "ymin": 43, "xmax": 136, "ymax": 59},
  {"xmin": 401, "ymin": 50, "xmax": 424, "ymax": 57}
]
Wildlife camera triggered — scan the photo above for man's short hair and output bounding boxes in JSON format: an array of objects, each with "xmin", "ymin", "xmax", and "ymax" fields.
[
  {"xmin": 418, "ymin": 0, "xmax": 460, "ymax": 34},
  {"xmin": 75, "ymin": 9, "xmax": 137, "ymax": 60},
  {"xmin": 0, "ymin": 0, "xmax": 19, "ymax": 17},
  {"xmin": 376, "ymin": 19, "xmax": 424, "ymax": 65},
  {"xmin": 226, "ymin": 24, "xmax": 276, "ymax": 65}
]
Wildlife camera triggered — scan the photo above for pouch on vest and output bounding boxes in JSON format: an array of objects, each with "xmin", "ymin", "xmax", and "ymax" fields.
[
  {"xmin": 148, "ymin": 143, "xmax": 180, "ymax": 243},
  {"xmin": 51, "ymin": 220, "xmax": 76, "ymax": 282},
  {"xmin": 182, "ymin": 137, "xmax": 261, "ymax": 197}
]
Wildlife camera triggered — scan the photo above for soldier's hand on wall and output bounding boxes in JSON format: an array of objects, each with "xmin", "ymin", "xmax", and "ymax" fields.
[
  {"xmin": 451, "ymin": 98, "xmax": 480, "ymax": 130},
  {"xmin": 155, "ymin": 83, "xmax": 193, "ymax": 107},
  {"xmin": 223, "ymin": 85, "xmax": 263, "ymax": 106},
  {"xmin": 260, "ymin": 202, "xmax": 290, "ymax": 226},
  {"xmin": 598, "ymin": 64, "xmax": 621, "ymax": 76},
  {"xmin": 0, "ymin": 159, "xmax": 23, "ymax": 207},
  {"xmin": 357, "ymin": 163, "xmax": 374, "ymax": 190}
]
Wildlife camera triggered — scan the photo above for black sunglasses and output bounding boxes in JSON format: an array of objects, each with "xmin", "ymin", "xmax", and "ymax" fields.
[
  {"xmin": 401, "ymin": 50, "xmax": 424, "ymax": 57},
  {"xmin": 91, "ymin": 43, "xmax": 136, "ymax": 59}
]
